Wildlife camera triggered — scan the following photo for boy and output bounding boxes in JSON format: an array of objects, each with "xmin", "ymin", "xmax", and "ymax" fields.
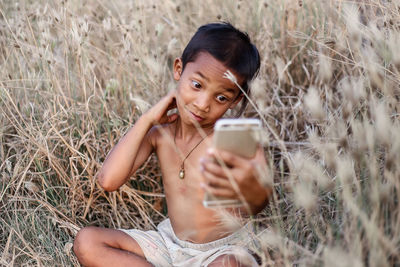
[{"xmin": 74, "ymin": 22, "xmax": 272, "ymax": 266}]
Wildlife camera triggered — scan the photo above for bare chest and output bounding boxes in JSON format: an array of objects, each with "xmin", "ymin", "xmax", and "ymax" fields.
[{"xmin": 155, "ymin": 136, "xmax": 211, "ymax": 197}]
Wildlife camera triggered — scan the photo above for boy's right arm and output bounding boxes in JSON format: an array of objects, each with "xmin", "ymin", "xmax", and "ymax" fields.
[{"xmin": 97, "ymin": 91, "xmax": 178, "ymax": 191}]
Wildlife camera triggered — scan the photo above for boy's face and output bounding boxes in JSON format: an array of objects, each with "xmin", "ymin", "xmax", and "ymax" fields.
[{"xmin": 173, "ymin": 52, "xmax": 244, "ymax": 128}]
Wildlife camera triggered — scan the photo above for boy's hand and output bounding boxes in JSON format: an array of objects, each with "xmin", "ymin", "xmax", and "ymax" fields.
[
  {"xmin": 145, "ymin": 90, "xmax": 178, "ymax": 124},
  {"xmin": 200, "ymin": 147, "xmax": 272, "ymax": 214}
]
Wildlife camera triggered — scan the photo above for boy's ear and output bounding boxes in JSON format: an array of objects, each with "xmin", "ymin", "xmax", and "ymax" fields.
[
  {"xmin": 173, "ymin": 58, "xmax": 183, "ymax": 81},
  {"xmin": 229, "ymin": 93, "xmax": 243, "ymax": 109}
]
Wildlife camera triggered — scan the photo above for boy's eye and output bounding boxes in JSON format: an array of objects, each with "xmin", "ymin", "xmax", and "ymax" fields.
[
  {"xmin": 216, "ymin": 95, "xmax": 229, "ymax": 103},
  {"xmin": 191, "ymin": 80, "xmax": 201, "ymax": 89}
]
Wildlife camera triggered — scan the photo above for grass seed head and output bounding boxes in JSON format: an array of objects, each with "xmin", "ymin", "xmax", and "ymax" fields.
[
  {"xmin": 388, "ymin": 30, "xmax": 400, "ymax": 66},
  {"xmin": 259, "ymin": 229, "xmax": 282, "ymax": 250},
  {"xmin": 323, "ymin": 246, "xmax": 363, "ymax": 267},
  {"xmin": 24, "ymin": 181, "xmax": 40, "ymax": 193},
  {"xmin": 337, "ymin": 155, "xmax": 355, "ymax": 185},
  {"xmin": 343, "ymin": 3, "xmax": 362, "ymax": 48},
  {"xmin": 293, "ymin": 182, "xmax": 317, "ymax": 212},
  {"xmin": 373, "ymin": 101, "xmax": 391, "ymax": 146},
  {"xmin": 318, "ymin": 53, "xmax": 332, "ymax": 82},
  {"xmin": 304, "ymin": 86, "xmax": 324, "ymax": 121}
]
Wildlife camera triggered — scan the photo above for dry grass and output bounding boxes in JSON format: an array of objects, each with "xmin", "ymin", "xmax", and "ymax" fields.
[{"xmin": 1, "ymin": 0, "xmax": 399, "ymax": 266}]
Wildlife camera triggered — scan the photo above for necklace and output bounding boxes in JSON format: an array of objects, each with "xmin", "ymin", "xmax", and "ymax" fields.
[{"xmin": 174, "ymin": 120, "xmax": 211, "ymax": 179}]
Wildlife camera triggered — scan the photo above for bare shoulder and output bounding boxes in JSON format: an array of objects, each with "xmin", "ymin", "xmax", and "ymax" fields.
[{"xmin": 147, "ymin": 122, "xmax": 175, "ymax": 147}]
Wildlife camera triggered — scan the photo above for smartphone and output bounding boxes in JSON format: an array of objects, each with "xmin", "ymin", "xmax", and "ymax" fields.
[{"xmin": 202, "ymin": 118, "xmax": 262, "ymax": 208}]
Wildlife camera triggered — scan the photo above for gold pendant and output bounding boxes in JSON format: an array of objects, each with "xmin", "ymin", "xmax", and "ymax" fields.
[{"xmin": 179, "ymin": 168, "xmax": 185, "ymax": 179}]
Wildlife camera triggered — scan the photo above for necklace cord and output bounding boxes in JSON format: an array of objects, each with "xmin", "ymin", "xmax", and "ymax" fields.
[{"xmin": 173, "ymin": 118, "xmax": 212, "ymax": 178}]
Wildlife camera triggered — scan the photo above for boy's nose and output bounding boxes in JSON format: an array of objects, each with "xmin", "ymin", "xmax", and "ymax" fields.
[{"xmin": 193, "ymin": 93, "xmax": 210, "ymax": 113}]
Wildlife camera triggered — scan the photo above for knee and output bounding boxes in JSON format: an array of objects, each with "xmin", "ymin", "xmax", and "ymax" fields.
[
  {"xmin": 209, "ymin": 253, "xmax": 255, "ymax": 267},
  {"xmin": 73, "ymin": 226, "xmax": 99, "ymax": 263},
  {"xmin": 209, "ymin": 254, "xmax": 242, "ymax": 267}
]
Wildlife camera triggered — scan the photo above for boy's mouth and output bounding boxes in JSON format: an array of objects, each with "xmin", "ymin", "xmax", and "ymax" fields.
[{"xmin": 190, "ymin": 111, "xmax": 205, "ymax": 122}]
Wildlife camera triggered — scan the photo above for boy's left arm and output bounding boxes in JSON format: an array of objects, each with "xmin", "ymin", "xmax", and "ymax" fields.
[{"xmin": 200, "ymin": 146, "xmax": 273, "ymax": 215}]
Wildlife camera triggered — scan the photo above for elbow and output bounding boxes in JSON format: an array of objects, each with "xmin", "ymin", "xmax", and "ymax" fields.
[
  {"xmin": 97, "ymin": 171, "xmax": 117, "ymax": 192},
  {"xmin": 265, "ymin": 186, "xmax": 273, "ymax": 202},
  {"xmin": 261, "ymin": 186, "xmax": 273, "ymax": 208},
  {"xmin": 251, "ymin": 186, "xmax": 273, "ymax": 215}
]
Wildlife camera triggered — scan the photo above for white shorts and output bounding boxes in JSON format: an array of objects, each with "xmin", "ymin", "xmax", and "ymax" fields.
[{"xmin": 119, "ymin": 219, "xmax": 259, "ymax": 266}]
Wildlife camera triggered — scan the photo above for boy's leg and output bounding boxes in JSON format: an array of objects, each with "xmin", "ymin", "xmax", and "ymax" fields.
[
  {"xmin": 208, "ymin": 254, "xmax": 248, "ymax": 267},
  {"xmin": 73, "ymin": 226, "xmax": 152, "ymax": 267},
  {"xmin": 206, "ymin": 247, "xmax": 258, "ymax": 267}
]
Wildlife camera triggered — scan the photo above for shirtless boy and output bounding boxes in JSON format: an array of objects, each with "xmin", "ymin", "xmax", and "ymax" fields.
[{"xmin": 74, "ymin": 22, "xmax": 272, "ymax": 266}]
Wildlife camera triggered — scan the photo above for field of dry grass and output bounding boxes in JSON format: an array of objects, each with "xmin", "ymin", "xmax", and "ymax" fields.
[{"xmin": 1, "ymin": 0, "xmax": 399, "ymax": 266}]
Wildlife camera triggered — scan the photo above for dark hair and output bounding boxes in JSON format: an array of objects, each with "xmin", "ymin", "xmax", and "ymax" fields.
[{"xmin": 181, "ymin": 22, "xmax": 260, "ymax": 116}]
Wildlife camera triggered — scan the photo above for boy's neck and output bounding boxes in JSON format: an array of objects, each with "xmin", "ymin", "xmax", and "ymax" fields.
[{"xmin": 175, "ymin": 118, "xmax": 214, "ymax": 143}]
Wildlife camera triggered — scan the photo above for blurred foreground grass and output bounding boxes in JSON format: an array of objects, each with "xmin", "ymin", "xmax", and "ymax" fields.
[{"xmin": 1, "ymin": 0, "xmax": 399, "ymax": 266}]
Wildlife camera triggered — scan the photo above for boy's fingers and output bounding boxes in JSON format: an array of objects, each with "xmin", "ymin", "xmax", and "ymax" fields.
[
  {"xmin": 202, "ymin": 170, "xmax": 231, "ymax": 188},
  {"xmin": 201, "ymin": 183, "xmax": 236, "ymax": 198},
  {"xmin": 167, "ymin": 103, "xmax": 176, "ymax": 112},
  {"xmin": 200, "ymin": 159, "xmax": 227, "ymax": 178},
  {"xmin": 167, "ymin": 97, "xmax": 177, "ymax": 109},
  {"xmin": 161, "ymin": 91, "xmax": 176, "ymax": 107},
  {"xmin": 207, "ymin": 148, "xmax": 247, "ymax": 168}
]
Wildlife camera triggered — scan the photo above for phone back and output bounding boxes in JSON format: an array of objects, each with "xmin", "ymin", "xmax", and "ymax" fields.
[{"xmin": 213, "ymin": 119, "xmax": 261, "ymax": 158}]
